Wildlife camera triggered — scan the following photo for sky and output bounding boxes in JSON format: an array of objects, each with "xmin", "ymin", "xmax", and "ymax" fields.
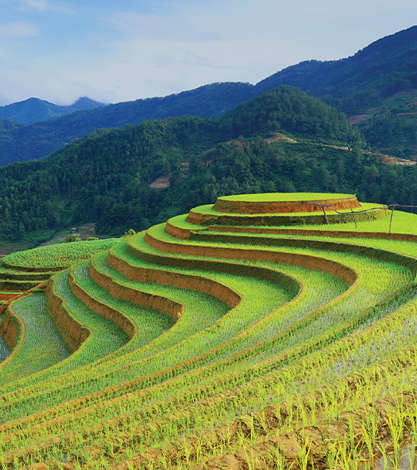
[{"xmin": 0, "ymin": 0, "xmax": 416, "ymax": 105}]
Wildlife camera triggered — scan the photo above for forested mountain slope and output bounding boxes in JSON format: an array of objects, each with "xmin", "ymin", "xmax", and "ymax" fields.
[
  {"xmin": 0, "ymin": 86, "xmax": 415, "ymax": 243},
  {"xmin": 257, "ymin": 26, "xmax": 417, "ymax": 158},
  {"xmin": 257, "ymin": 25, "xmax": 417, "ymax": 114},
  {"xmin": 0, "ymin": 26, "xmax": 416, "ymax": 165},
  {"xmin": 0, "ymin": 83, "xmax": 255, "ymax": 166}
]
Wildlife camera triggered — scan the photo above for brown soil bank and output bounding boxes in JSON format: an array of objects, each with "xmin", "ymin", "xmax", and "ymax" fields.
[
  {"xmin": 0, "ymin": 308, "xmax": 21, "ymax": 350},
  {"xmin": 203, "ymin": 226, "xmax": 417, "ymax": 242},
  {"xmin": 69, "ymin": 273, "xmax": 137, "ymax": 338},
  {"xmin": 186, "ymin": 206, "xmax": 386, "ymax": 227},
  {"xmin": 214, "ymin": 194, "xmax": 360, "ymax": 214},
  {"xmin": 189, "ymin": 231, "xmax": 417, "ymax": 276},
  {"xmin": 140, "ymin": 233, "xmax": 357, "ymax": 286},
  {"xmin": 45, "ymin": 280, "xmax": 90, "ymax": 352},
  {"xmin": 105, "ymin": 252, "xmax": 242, "ymax": 310},
  {"xmin": 0, "ymin": 293, "xmax": 21, "ymax": 302}
]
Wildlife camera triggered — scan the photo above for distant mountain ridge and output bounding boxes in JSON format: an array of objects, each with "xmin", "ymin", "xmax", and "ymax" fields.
[
  {"xmin": 0, "ymin": 83, "xmax": 256, "ymax": 165},
  {"xmin": 0, "ymin": 96, "xmax": 105, "ymax": 125},
  {"xmin": 0, "ymin": 86, "xmax": 364, "ymax": 240},
  {"xmin": 256, "ymin": 25, "xmax": 417, "ymax": 114},
  {"xmin": 0, "ymin": 25, "xmax": 415, "ymax": 165}
]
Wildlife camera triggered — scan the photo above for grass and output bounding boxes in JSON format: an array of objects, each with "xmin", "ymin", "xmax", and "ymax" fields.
[
  {"xmin": 0, "ymin": 192, "xmax": 416, "ymax": 468},
  {"xmin": 0, "ymin": 271, "xmax": 129, "ymax": 394},
  {"xmin": 282, "ymin": 208, "xmax": 417, "ymax": 234},
  {"xmin": 190, "ymin": 201, "xmax": 383, "ymax": 217},
  {"xmin": 0, "ymin": 242, "xmax": 295, "ymax": 421},
  {"xmin": 72, "ymin": 259, "xmax": 176, "ymax": 357},
  {"xmin": 217, "ymin": 192, "xmax": 355, "ymax": 202},
  {"xmin": 1, "ymin": 238, "xmax": 119, "ymax": 270},
  {"xmin": 0, "ymin": 293, "xmax": 69, "ymax": 386},
  {"xmin": 0, "ymin": 228, "xmax": 404, "ymax": 444},
  {"xmin": 168, "ymin": 208, "xmax": 417, "ymax": 235}
]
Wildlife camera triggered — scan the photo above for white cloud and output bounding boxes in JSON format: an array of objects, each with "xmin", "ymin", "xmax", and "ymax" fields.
[
  {"xmin": 17, "ymin": 0, "xmax": 74, "ymax": 15},
  {"xmin": 108, "ymin": 11, "xmax": 221, "ymax": 42},
  {"xmin": 19, "ymin": 0, "xmax": 47, "ymax": 9},
  {"xmin": 1, "ymin": 0, "xmax": 416, "ymax": 104},
  {"xmin": 0, "ymin": 21, "xmax": 39, "ymax": 38}
]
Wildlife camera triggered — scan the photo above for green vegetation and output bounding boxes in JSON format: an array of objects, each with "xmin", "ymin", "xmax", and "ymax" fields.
[
  {"xmin": 0, "ymin": 293, "xmax": 69, "ymax": 385},
  {"xmin": 257, "ymin": 26, "xmax": 417, "ymax": 115},
  {"xmin": 1, "ymin": 191, "xmax": 417, "ymax": 468},
  {"xmin": 188, "ymin": 201, "xmax": 386, "ymax": 227},
  {"xmin": 0, "ymin": 26, "xmax": 415, "ymax": 170},
  {"xmin": 219, "ymin": 192, "xmax": 354, "ymax": 202},
  {"xmin": 281, "ymin": 208, "xmax": 417, "ymax": 234},
  {"xmin": 0, "ymin": 91, "xmax": 416, "ymax": 242},
  {"xmin": 0, "ymin": 337, "xmax": 9, "ymax": 362},
  {"xmin": 0, "ymin": 119, "xmax": 20, "ymax": 143},
  {"xmin": 2, "ymin": 238, "xmax": 118, "ymax": 269},
  {"xmin": 0, "ymin": 97, "xmax": 104, "ymax": 125},
  {"xmin": 0, "ymin": 82, "xmax": 256, "ymax": 165},
  {"xmin": 0, "ymin": 238, "xmax": 120, "ymax": 292},
  {"xmin": 221, "ymin": 86, "xmax": 361, "ymax": 144},
  {"xmin": 359, "ymin": 95, "xmax": 417, "ymax": 158}
]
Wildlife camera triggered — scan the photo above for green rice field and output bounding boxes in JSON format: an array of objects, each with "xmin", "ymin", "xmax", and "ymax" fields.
[{"xmin": 0, "ymin": 192, "xmax": 417, "ymax": 469}]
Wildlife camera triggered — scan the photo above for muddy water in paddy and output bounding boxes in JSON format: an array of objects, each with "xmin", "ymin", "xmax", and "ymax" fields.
[
  {"xmin": 369, "ymin": 444, "xmax": 417, "ymax": 469},
  {"xmin": 0, "ymin": 335, "xmax": 9, "ymax": 362}
]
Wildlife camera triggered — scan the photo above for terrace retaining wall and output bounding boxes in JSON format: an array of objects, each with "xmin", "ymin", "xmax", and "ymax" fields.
[
  {"xmin": 164, "ymin": 221, "xmax": 192, "ymax": 239},
  {"xmin": 46, "ymin": 280, "xmax": 90, "ymax": 352},
  {"xmin": 186, "ymin": 206, "xmax": 387, "ymax": 227},
  {"xmin": 189, "ymin": 232, "xmax": 417, "ymax": 277},
  {"xmin": 1, "ymin": 261, "xmax": 63, "ymax": 273},
  {"xmin": 69, "ymin": 273, "xmax": 137, "ymax": 337},
  {"xmin": 106, "ymin": 253, "xmax": 244, "ymax": 310},
  {"xmin": 0, "ymin": 308, "xmax": 20, "ymax": 350},
  {"xmin": 0, "ymin": 292, "xmax": 21, "ymax": 302},
  {"xmin": 214, "ymin": 195, "xmax": 360, "ymax": 214},
  {"xmin": 88, "ymin": 264, "xmax": 184, "ymax": 322},
  {"xmin": 207, "ymin": 227, "xmax": 417, "ymax": 242},
  {"xmin": 140, "ymin": 232, "xmax": 357, "ymax": 286}
]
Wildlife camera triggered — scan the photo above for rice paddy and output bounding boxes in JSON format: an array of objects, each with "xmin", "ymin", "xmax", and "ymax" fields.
[{"xmin": 0, "ymin": 192, "xmax": 416, "ymax": 469}]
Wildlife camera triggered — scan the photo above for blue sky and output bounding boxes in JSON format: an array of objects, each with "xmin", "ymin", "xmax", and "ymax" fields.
[{"xmin": 0, "ymin": 0, "xmax": 416, "ymax": 105}]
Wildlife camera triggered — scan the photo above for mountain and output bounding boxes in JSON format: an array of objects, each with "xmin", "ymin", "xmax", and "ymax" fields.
[
  {"xmin": 256, "ymin": 25, "xmax": 417, "ymax": 157},
  {"xmin": 0, "ymin": 119, "xmax": 20, "ymax": 139},
  {"xmin": 221, "ymin": 86, "xmax": 360, "ymax": 144},
  {"xmin": 0, "ymin": 25, "xmax": 415, "ymax": 166},
  {"xmin": 0, "ymin": 96, "xmax": 105, "ymax": 125},
  {"xmin": 0, "ymin": 83, "xmax": 255, "ymax": 166},
  {"xmin": 256, "ymin": 25, "xmax": 417, "ymax": 114},
  {"xmin": 0, "ymin": 86, "xmax": 366, "ymax": 241}
]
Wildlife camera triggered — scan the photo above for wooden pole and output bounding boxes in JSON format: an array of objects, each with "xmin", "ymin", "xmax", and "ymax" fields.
[
  {"xmin": 389, "ymin": 205, "xmax": 396, "ymax": 233},
  {"xmin": 322, "ymin": 206, "xmax": 329, "ymax": 224},
  {"xmin": 351, "ymin": 208, "xmax": 357, "ymax": 229}
]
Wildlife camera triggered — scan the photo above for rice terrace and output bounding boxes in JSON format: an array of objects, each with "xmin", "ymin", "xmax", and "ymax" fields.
[{"xmin": 1, "ymin": 191, "xmax": 417, "ymax": 469}]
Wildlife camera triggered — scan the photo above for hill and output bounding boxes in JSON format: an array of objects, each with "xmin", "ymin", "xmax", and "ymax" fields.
[
  {"xmin": 257, "ymin": 25, "xmax": 417, "ymax": 158},
  {"xmin": 0, "ymin": 85, "xmax": 416, "ymax": 245},
  {"xmin": 354, "ymin": 90, "xmax": 417, "ymax": 158},
  {"xmin": 0, "ymin": 119, "xmax": 20, "ymax": 141},
  {"xmin": 256, "ymin": 26, "xmax": 417, "ymax": 114},
  {"xmin": 0, "ymin": 83, "xmax": 255, "ymax": 166},
  {"xmin": 0, "ymin": 96, "xmax": 105, "ymax": 125},
  {"xmin": 0, "ymin": 192, "xmax": 417, "ymax": 467},
  {"xmin": 0, "ymin": 26, "xmax": 416, "ymax": 165}
]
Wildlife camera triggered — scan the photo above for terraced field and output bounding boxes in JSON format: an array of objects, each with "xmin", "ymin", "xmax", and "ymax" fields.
[
  {"xmin": 1, "ymin": 192, "xmax": 417, "ymax": 469},
  {"xmin": 0, "ymin": 238, "xmax": 118, "ymax": 293}
]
